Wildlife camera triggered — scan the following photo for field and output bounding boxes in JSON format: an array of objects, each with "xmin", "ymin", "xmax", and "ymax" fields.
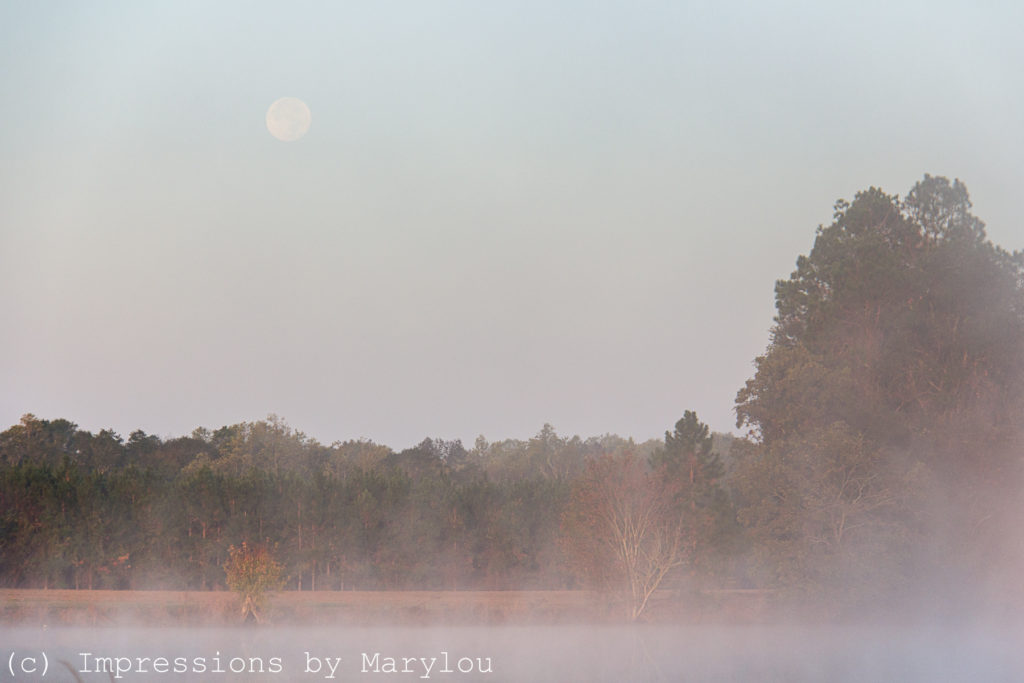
[{"xmin": 0, "ymin": 588, "xmax": 771, "ymax": 626}]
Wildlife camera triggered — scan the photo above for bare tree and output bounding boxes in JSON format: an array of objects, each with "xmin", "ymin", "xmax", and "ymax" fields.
[{"xmin": 562, "ymin": 453, "xmax": 694, "ymax": 620}]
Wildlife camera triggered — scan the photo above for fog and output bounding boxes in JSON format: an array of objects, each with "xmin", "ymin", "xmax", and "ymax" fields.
[
  {"xmin": 3, "ymin": 622, "xmax": 1021, "ymax": 682},
  {"xmin": 3, "ymin": 3, "xmax": 1023, "ymax": 680}
]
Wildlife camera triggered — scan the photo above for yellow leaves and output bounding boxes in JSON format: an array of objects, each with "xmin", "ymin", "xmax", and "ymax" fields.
[{"xmin": 224, "ymin": 542, "xmax": 285, "ymax": 617}]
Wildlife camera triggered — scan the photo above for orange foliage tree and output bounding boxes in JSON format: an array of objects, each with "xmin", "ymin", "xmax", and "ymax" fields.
[{"xmin": 224, "ymin": 542, "xmax": 285, "ymax": 623}]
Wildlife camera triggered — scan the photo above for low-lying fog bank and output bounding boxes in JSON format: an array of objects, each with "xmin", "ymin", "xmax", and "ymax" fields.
[{"xmin": 2, "ymin": 622, "xmax": 1020, "ymax": 682}]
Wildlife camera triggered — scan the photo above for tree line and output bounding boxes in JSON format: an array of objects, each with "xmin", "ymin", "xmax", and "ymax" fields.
[
  {"xmin": 2, "ymin": 175, "xmax": 1021, "ymax": 617},
  {"xmin": 0, "ymin": 415, "xmax": 622, "ymax": 592}
]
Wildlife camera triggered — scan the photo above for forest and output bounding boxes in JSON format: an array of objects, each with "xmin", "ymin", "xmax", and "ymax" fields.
[{"xmin": 2, "ymin": 175, "xmax": 1022, "ymax": 617}]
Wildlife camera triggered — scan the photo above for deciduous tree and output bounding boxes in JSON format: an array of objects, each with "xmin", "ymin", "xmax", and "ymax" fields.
[
  {"xmin": 224, "ymin": 542, "xmax": 284, "ymax": 623},
  {"xmin": 562, "ymin": 452, "xmax": 693, "ymax": 620}
]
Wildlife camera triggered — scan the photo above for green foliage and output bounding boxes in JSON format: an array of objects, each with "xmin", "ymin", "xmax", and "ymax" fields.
[
  {"xmin": 738, "ymin": 175, "xmax": 1024, "ymax": 452},
  {"xmin": 0, "ymin": 416, "xmax": 693, "ymax": 593},
  {"xmin": 733, "ymin": 175, "xmax": 1024, "ymax": 606},
  {"xmin": 650, "ymin": 410, "xmax": 723, "ymax": 483}
]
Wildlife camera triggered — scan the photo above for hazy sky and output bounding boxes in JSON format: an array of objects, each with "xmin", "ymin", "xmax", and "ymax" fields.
[{"xmin": 2, "ymin": 1, "xmax": 1022, "ymax": 449}]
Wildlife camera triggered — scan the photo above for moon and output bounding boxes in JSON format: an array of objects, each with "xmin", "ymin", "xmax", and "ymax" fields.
[{"xmin": 266, "ymin": 97, "xmax": 311, "ymax": 142}]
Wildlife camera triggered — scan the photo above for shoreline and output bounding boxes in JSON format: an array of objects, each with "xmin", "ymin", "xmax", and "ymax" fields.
[{"xmin": 0, "ymin": 588, "xmax": 773, "ymax": 627}]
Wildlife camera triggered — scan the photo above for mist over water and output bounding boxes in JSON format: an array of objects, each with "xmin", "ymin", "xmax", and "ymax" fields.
[{"xmin": 3, "ymin": 622, "xmax": 1021, "ymax": 682}]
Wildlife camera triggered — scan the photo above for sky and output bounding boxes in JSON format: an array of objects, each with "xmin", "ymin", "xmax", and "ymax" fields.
[{"xmin": 2, "ymin": 1, "xmax": 1023, "ymax": 450}]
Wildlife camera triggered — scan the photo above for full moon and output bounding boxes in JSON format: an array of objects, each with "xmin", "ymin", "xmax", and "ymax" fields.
[{"xmin": 266, "ymin": 97, "xmax": 311, "ymax": 142}]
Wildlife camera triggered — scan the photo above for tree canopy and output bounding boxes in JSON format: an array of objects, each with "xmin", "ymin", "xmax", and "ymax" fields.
[
  {"xmin": 738, "ymin": 175, "xmax": 1024, "ymax": 455},
  {"xmin": 733, "ymin": 175, "xmax": 1024, "ymax": 605}
]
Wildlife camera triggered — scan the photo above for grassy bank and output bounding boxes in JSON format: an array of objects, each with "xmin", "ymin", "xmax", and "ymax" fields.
[{"xmin": 0, "ymin": 589, "xmax": 771, "ymax": 626}]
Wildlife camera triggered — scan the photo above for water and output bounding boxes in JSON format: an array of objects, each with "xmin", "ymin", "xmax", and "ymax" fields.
[{"xmin": 1, "ymin": 622, "xmax": 1021, "ymax": 681}]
